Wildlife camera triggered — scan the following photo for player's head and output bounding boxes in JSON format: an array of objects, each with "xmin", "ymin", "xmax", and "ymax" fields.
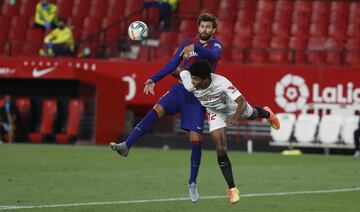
[
  {"xmin": 197, "ymin": 13, "xmax": 217, "ymax": 41},
  {"xmin": 188, "ymin": 59, "xmax": 212, "ymax": 89}
]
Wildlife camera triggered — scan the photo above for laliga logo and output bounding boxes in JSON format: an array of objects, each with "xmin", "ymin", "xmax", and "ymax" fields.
[
  {"xmin": 122, "ymin": 74, "xmax": 137, "ymax": 101},
  {"xmin": 275, "ymin": 74, "xmax": 309, "ymax": 112}
]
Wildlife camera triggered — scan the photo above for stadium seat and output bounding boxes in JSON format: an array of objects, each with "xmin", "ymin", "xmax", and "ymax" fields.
[
  {"xmin": 318, "ymin": 115, "xmax": 343, "ymax": 144},
  {"xmin": 178, "ymin": 0, "xmax": 201, "ymax": 19},
  {"xmin": 293, "ymin": 1, "xmax": 311, "ymax": 13},
  {"xmin": 218, "ymin": 9, "xmax": 237, "ymax": 21},
  {"xmin": 307, "ymin": 37, "xmax": 326, "ymax": 64},
  {"xmin": 217, "ymin": 20, "xmax": 234, "ymax": 34},
  {"xmin": 271, "ymin": 113, "xmax": 296, "ymax": 143},
  {"xmin": 159, "ymin": 32, "xmax": 178, "ymax": 46},
  {"xmin": 275, "ymin": 0, "xmax": 293, "ymax": 12},
  {"xmin": 234, "ymin": 21, "xmax": 252, "ymax": 37},
  {"xmin": 253, "ymin": 22, "xmax": 271, "ymax": 36},
  {"xmin": 325, "ymin": 37, "xmax": 343, "ymax": 65},
  {"xmin": 328, "ymin": 23, "xmax": 346, "ymax": 39},
  {"xmin": 292, "ymin": 10, "xmax": 310, "ymax": 27},
  {"xmin": 269, "ymin": 36, "xmax": 289, "ymax": 64},
  {"xmin": 349, "ymin": 2, "xmax": 360, "ymax": 24},
  {"xmin": 58, "ymin": 0, "xmax": 74, "ymax": 17},
  {"xmin": 294, "ymin": 113, "xmax": 320, "ymax": 143},
  {"xmin": 202, "ymin": 0, "xmax": 219, "ymax": 15},
  {"xmin": 71, "ymin": 2, "xmax": 91, "ymax": 19},
  {"xmin": 312, "ymin": 1, "xmax": 330, "ymax": 14},
  {"xmin": 16, "ymin": 97, "xmax": 31, "ymax": 137},
  {"xmin": 55, "ymin": 99, "xmax": 84, "ymax": 144},
  {"xmin": 344, "ymin": 39, "xmax": 360, "ymax": 65},
  {"xmin": 1, "ymin": 1, "xmax": 20, "ymax": 17},
  {"xmin": 290, "ymin": 22, "xmax": 309, "ymax": 37},
  {"xmin": 341, "ymin": 116, "xmax": 360, "ymax": 145},
  {"xmin": 347, "ymin": 23, "xmax": 360, "ymax": 38},
  {"xmin": 179, "ymin": 20, "xmax": 198, "ymax": 34},
  {"xmin": 309, "ymin": 23, "xmax": 328, "ymax": 36},
  {"xmin": 28, "ymin": 99, "xmax": 58, "ymax": 143},
  {"xmin": 272, "ymin": 22, "xmax": 290, "ymax": 37},
  {"xmin": 237, "ymin": 0, "xmax": 257, "ymax": 11}
]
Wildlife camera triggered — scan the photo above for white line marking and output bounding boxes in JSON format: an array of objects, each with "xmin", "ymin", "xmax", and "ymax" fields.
[{"xmin": 1, "ymin": 187, "xmax": 359, "ymax": 210}]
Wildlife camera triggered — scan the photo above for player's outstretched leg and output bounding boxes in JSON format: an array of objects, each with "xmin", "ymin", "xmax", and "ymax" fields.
[
  {"xmin": 110, "ymin": 142, "xmax": 129, "ymax": 157},
  {"xmin": 188, "ymin": 182, "xmax": 199, "ymax": 202},
  {"xmin": 263, "ymin": 106, "xmax": 280, "ymax": 130}
]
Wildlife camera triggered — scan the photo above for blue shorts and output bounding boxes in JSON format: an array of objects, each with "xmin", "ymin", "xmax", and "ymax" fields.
[{"xmin": 157, "ymin": 83, "xmax": 205, "ymax": 133}]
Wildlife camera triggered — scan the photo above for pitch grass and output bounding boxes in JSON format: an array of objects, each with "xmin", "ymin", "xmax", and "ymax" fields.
[{"xmin": 0, "ymin": 144, "xmax": 360, "ymax": 212}]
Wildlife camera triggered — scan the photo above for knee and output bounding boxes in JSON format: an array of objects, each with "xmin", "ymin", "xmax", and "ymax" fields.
[
  {"xmin": 216, "ymin": 145, "xmax": 227, "ymax": 156},
  {"xmin": 153, "ymin": 104, "xmax": 165, "ymax": 117}
]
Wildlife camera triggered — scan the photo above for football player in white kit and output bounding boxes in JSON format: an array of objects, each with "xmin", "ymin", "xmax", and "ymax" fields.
[{"xmin": 179, "ymin": 59, "xmax": 280, "ymax": 204}]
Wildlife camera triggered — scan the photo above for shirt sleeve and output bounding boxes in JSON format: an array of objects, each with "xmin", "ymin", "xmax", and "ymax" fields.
[
  {"xmin": 150, "ymin": 41, "xmax": 186, "ymax": 83},
  {"xmin": 179, "ymin": 70, "xmax": 194, "ymax": 92},
  {"xmin": 194, "ymin": 41, "xmax": 222, "ymax": 61},
  {"xmin": 220, "ymin": 76, "xmax": 242, "ymax": 101}
]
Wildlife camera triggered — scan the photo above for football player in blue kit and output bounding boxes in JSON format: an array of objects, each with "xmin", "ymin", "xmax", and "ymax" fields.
[{"xmin": 110, "ymin": 13, "xmax": 221, "ymax": 202}]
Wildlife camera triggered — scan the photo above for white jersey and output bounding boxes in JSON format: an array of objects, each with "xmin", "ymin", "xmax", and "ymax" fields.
[{"xmin": 180, "ymin": 71, "xmax": 241, "ymax": 114}]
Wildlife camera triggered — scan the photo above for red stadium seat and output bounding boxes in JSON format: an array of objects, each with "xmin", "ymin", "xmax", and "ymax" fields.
[
  {"xmin": 137, "ymin": 46, "xmax": 156, "ymax": 61},
  {"xmin": 349, "ymin": 2, "xmax": 360, "ymax": 24},
  {"xmin": 309, "ymin": 23, "xmax": 328, "ymax": 36},
  {"xmin": 159, "ymin": 32, "xmax": 178, "ymax": 45},
  {"xmin": 269, "ymin": 37, "xmax": 289, "ymax": 64},
  {"xmin": 234, "ymin": 21, "xmax": 253, "ymax": 37},
  {"xmin": 58, "ymin": 0, "xmax": 74, "ymax": 17},
  {"xmin": 71, "ymin": 2, "xmax": 90, "ymax": 18},
  {"xmin": 273, "ymin": 11, "xmax": 292, "ymax": 26},
  {"xmin": 288, "ymin": 36, "xmax": 307, "ymax": 64},
  {"xmin": 310, "ymin": 12, "xmax": 329, "ymax": 25},
  {"xmin": 330, "ymin": 1, "xmax": 349, "ymax": 14},
  {"xmin": 218, "ymin": 9, "xmax": 237, "ymax": 21},
  {"xmin": 272, "ymin": 22, "xmax": 290, "ymax": 37},
  {"xmin": 250, "ymin": 36, "xmax": 270, "ymax": 63},
  {"xmin": 19, "ymin": 4, "xmax": 35, "ymax": 17},
  {"xmin": 1, "ymin": 2, "xmax": 20, "ymax": 17},
  {"xmin": 325, "ymin": 37, "xmax": 344, "ymax": 66},
  {"xmin": 253, "ymin": 22, "xmax": 271, "ymax": 36},
  {"xmin": 275, "ymin": 0, "xmax": 293, "ymax": 12},
  {"xmin": 347, "ymin": 23, "xmax": 360, "ymax": 39},
  {"xmin": 237, "ymin": 0, "xmax": 257, "ymax": 11},
  {"xmin": 202, "ymin": 0, "xmax": 219, "ymax": 15},
  {"xmin": 179, "ymin": 20, "xmax": 198, "ymax": 34},
  {"xmin": 257, "ymin": 0, "xmax": 274, "ymax": 12},
  {"xmin": 290, "ymin": 23, "xmax": 309, "ymax": 37},
  {"xmin": 217, "ymin": 20, "xmax": 234, "ymax": 35},
  {"xmin": 55, "ymin": 99, "xmax": 84, "ymax": 144},
  {"xmin": 312, "ymin": 1, "xmax": 330, "ymax": 14},
  {"xmin": 307, "ymin": 37, "xmax": 326, "ymax": 64},
  {"xmin": 236, "ymin": 10, "xmax": 255, "ymax": 24},
  {"xmin": 292, "ymin": 10, "xmax": 311, "ymax": 26},
  {"xmin": 16, "ymin": 97, "xmax": 31, "ymax": 130},
  {"xmin": 178, "ymin": 0, "xmax": 201, "ymax": 19},
  {"xmin": 328, "ymin": 23, "xmax": 346, "ymax": 39},
  {"xmin": 216, "ymin": 34, "xmax": 232, "ymax": 48},
  {"xmin": 28, "ymin": 99, "xmax": 58, "ymax": 143},
  {"xmin": 293, "ymin": 1, "xmax": 311, "ymax": 13},
  {"xmin": 255, "ymin": 11, "xmax": 273, "ymax": 23}
]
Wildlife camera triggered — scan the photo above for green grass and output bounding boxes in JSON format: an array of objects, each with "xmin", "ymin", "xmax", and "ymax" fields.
[{"xmin": 0, "ymin": 144, "xmax": 359, "ymax": 211}]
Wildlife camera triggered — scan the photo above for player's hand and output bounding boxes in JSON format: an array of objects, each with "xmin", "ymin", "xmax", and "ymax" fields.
[
  {"xmin": 183, "ymin": 44, "xmax": 194, "ymax": 59},
  {"xmin": 226, "ymin": 116, "xmax": 238, "ymax": 126},
  {"xmin": 144, "ymin": 79, "xmax": 155, "ymax": 95}
]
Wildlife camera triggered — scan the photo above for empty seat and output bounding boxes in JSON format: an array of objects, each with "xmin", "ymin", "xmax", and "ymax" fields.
[
  {"xmin": 307, "ymin": 37, "xmax": 327, "ymax": 64},
  {"xmin": 318, "ymin": 115, "xmax": 343, "ymax": 144},
  {"xmin": 294, "ymin": 113, "xmax": 320, "ymax": 143},
  {"xmin": 55, "ymin": 99, "xmax": 84, "ymax": 144},
  {"xmin": 269, "ymin": 36, "xmax": 289, "ymax": 64},
  {"xmin": 271, "ymin": 113, "xmax": 296, "ymax": 142},
  {"xmin": 341, "ymin": 116, "xmax": 360, "ymax": 145},
  {"xmin": 179, "ymin": 20, "xmax": 198, "ymax": 34},
  {"xmin": 178, "ymin": 0, "xmax": 201, "ymax": 19},
  {"xmin": 217, "ymin": 20, "xmax": 234, "ymax": 34},
  {"xmin": 28, "ymin": 99, "xmax": 58, "ymax": 143}
]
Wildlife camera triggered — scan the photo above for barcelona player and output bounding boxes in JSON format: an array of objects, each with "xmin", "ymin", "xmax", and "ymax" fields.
[{"xmin": 110, "ymin": 13, "xmax": 221, "ymax": 202}]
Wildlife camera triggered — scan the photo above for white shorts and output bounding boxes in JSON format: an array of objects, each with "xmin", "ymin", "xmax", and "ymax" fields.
[{"xmin": 207, "ymin": 101, "xmax": 253, "ymax": 133}]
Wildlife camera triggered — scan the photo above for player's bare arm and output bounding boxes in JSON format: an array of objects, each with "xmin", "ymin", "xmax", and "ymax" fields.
[{"xmin": 226, "ymin": 96, "xmax": 247, "ymax": 126}]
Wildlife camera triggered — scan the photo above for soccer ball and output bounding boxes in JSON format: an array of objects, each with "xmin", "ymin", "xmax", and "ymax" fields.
[{"xmin": 128, "ymin": 21, "xmax": 149, "ymax": 41}]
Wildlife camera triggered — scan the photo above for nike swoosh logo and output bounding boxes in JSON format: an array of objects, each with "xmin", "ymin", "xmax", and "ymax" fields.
[{"xmin": 32, "ymin": 67, "xmax": 56, "ymax": 78}]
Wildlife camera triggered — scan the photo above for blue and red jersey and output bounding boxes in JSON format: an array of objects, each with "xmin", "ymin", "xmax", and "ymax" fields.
[{"xmin": 150, "ymin": 37, "xmax": 222, "ymax": 82}]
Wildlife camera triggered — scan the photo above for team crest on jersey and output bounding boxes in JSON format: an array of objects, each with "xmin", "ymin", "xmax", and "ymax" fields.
[{"xmin": 227, "ymin": 86, "xmax": 236, "ymax": 90}]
